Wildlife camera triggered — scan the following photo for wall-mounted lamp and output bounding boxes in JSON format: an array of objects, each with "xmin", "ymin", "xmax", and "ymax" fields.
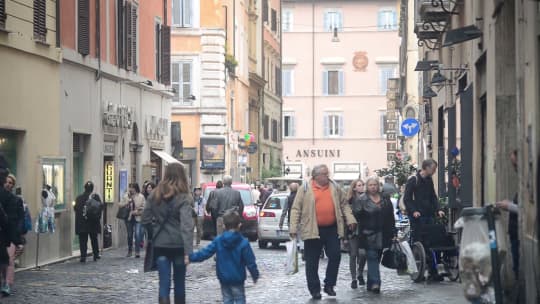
[
  {"xmin": 423, "ymin": 86, "xmax": 438, "ymax": 98},
  {"xmin": 431, "ymin": 71, "xmax": 448, "ymax": 84}
]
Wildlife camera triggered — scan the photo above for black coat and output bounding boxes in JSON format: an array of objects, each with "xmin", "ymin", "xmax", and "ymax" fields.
[
  {"xmin": 403, "ymin": 173, "xmax": 439, "ymax": 218},
  {"xmin": 74, "ymin": 192, "xmax": 103, "ymax": 235},
  {"xmin": 0, "ymin": 189, "xmax": 24, "ymax": 246},
  {"xmin": 351, "ymin": 193, "xmax": 395, "ymax": 249}
]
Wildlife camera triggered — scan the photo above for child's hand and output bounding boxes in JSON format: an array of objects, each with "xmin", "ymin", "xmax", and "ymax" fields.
[{"xmin": 184, "ymin": 255, "xmax": 190, "ymax": 266}]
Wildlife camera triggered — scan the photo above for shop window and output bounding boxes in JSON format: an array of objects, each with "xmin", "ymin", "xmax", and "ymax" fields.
[{"xmin": 42, "ymin": 159, "xmax": 66, "ymax": 209}]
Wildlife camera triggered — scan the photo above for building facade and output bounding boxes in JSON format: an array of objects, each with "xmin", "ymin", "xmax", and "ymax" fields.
[
  {"xmin": 407, "ymin": 0, "xmax": 539, "ymax": 302},
  {"xmin": 282, "ymin": 0, "xmax": 400, "ymax": 183}
]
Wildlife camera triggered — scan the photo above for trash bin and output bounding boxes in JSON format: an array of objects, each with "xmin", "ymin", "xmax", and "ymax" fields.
[{"xmin": 454, "ymin": 206, "xmax": 506, "ymax": 304}]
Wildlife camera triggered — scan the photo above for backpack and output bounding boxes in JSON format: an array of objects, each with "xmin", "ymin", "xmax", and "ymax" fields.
[
  {"xmin": 84, "ymin": 194, "xmax": 102, "ymax": 221},
  {"xmin": 400, "ymin": 175, "xmax": 420, "ymax": 215}
]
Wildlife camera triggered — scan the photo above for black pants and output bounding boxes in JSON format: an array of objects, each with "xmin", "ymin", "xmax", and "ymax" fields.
[
  {"xmin": 79, "ymin": 232, "xmax": 99, "ymax": 258},
  {"xmin": 303, "ymin": 225, "xmax": 341, "ymax": 294}
]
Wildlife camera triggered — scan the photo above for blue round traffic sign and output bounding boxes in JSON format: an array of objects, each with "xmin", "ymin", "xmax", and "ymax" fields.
[{"xmin": 401, "ymin": 118, "xmax": 420, "ymax": 137}]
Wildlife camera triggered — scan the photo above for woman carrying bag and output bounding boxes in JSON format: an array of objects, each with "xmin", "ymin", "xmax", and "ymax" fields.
[
  {"xmin": 142, "ymin": 163, "xmax": 194, "ymax": 304},
  {"xmin": 346, "ymin": 179, "xmax": 367, "ymax": 289},
  {"xmin": 351, "ymin": 176, "xmax": 396, "ymax": 294},
  {"xmin": 119, "ymin": 183, "xmax": 145, "ymax": 258}
]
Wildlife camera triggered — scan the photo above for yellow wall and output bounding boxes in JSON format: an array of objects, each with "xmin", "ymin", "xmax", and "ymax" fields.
[
  {"xmin": 201, "ymin": 0, "xmax": 225, "ymax": 28},
  {"xmin": 171, "ymin": 35, "xmax": 201, "ymax": 53},
  {"xmin": 172, "ymin": 115, "xmax": 201, "ymax": 149}
]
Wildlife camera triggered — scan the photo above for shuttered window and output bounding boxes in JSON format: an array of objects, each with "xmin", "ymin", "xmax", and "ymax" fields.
[
  {"xmin": 161, "ymin": 26, "xmax": 171, "ymax": 85},
  {"xmin": 324, "ymin": 113, "xmax": 343, "ymax": 137},
  {"xmin": 172, "ymin": 0, "xmax": 193, "ymax": 27},
  {"xmin": 378, "ymin": 64, "xmax": 397, "ymax": 94},
  {"xmin": 78, "ymin": 0, "xmax": 90, "ymax": 55},
  {"xmin": 125, "ymin": 2, "xmax": 138, "ymax": 71},
  {"xmin": 271, "ymin": 119, "xmax": 278, "ymax": 142},
  {"xmin": 117, "ymin": 0, "xmax": 124, "ymax": 66},
  {"xmin": 171, "ymin": 62, "xmax": 192, "ymax": 104},
  {"xmin": 275, "ymin": 66, "xmax": 281, "ymax": 96},
  {"xmin": 262, "ymin": 0, "xmax": 268, "ymax": 23},
  {"xmin": 322, "ymin": 70, "xmax": 344, "ymax": 95},
  {"xmin": 283, "ymin": 114, "xmax": 296, "ymax": 138},
  {"xmin": 263, "ymin": 115, "xmax": 269, "ymax": 140},
  {"xmin": 33, "ymin": 0, "xmax": 47, "ymax": 42},
  {"xmin": 324, "ymin": 11, "xmax": 342, "ymax": 32},
  {"xmin": 0, "ymin": 0, "xmax": 6, "ymax": 29},
  {"xmin": 271, "ymin": 9, "xmax": 277, "ymax": 32},
  {"xmin": 282, "ymin": 69, "xmax": 294, "ymax": 96},
  {"xmin": 155, "ymin": 23, "xmax": 162, "ymax": 81},
  {"xmin": 378, "ymin": 9, "xmax": 397, "ymax": 31}
]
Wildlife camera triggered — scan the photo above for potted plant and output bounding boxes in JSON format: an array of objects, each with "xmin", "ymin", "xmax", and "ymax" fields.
[{"xmin": 225, "ymin": 53, "xmax": 238, "ymax": 77}]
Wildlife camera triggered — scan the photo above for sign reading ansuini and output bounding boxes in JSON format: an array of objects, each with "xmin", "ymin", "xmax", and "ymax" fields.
[
  {"xmin": 200, "ymin": 137, "xmax": 226, "ymax": 170},
  {"xmin": 295, "ymin": 149, "xmax": 341, "ymax": 158}
]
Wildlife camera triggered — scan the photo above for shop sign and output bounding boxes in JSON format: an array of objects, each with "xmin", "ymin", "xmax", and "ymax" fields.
[
  {"xmin": 334, "ymin": 163, "xmax": 361, "ymax": 173},
  {"xmin": 104, "ymin": 161, "xmax": 114, "ymax": 203},
  {"xmin": 103, "ymin": 103, "xmax": 134, "ymax": 129},
  {"xmin": 201, "ymin": 137, "xmax": 226, "ymax": 170},
  {"xmin": 145, "ymin": 115, "xmax": 168, "ymax": 141},
  {"xmin": 295, "ymin": 149, "xmax": 341, "ymax": 158}
]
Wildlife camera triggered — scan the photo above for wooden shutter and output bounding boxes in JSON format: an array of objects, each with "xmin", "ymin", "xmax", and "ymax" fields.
[
  {"xmin": 78, "ymin": 0, "xmax": 90, "ymax": 55},
  {"xmin": 271, "ymin": 9, "xmax": 277, "ymax": 32},
  {"xmin": 324, "ymin": 12, "xmax": 330, "ymax": 31},
  {"xmin": 182, "ymin": 62, "xmax": 191, "ymax": 100},
  {"xmin": 125, "ymin": 1, "xmax": 132, "ymax": 70},
  {"xmin": 0, "ymin": 0, "xmax": 6, "ymax": 29},
  {"xmin": 117, "ymin": 0, "xmax": 124, "ymax": 66},
  {"xmin": 338, "ymin": 70, "xmax": 344, "ymax": 95},
  {"xmin": 33, "ymin": 0, "xmax": 47, "ymax": 42},
  {"xmin": 291, "ymin": 116, "xmax": 296, "ymax": 137},
  {"xmin": 322, "ymin": 71, "xmax": 328, "ymax": 95},
  {"xmin": 323, "ymin": 114, "xmax": 329, "ymax": 137},
  {"xmin": 337, "ymin": 12, "xmax": 343, "ymax": 31},
  {"xmin": 130, "ymin": 3, "xmax": 138, "ymax": 71},
  {"xmin": 183, "ymin": 0, "xmax": 192, "ymax": 27},
  {"xmin": 262, "ymin": 0, "xmax": 268, "ymax": 23},
  {"xmin": 338, "ymin": 115, "xmax": 344, "ymax": 136},
  {"xmin": 161, "ymin": 25, "xmax": 171, "ymax": 85},
  {"xmin": 275, "ymin": 66, "xmax": 281, "ymax": 96}
]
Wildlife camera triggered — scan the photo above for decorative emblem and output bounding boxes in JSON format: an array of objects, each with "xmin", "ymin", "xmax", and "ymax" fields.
[{"xmin": 353, "ymin": 51, "xmax": 368, "ymax": 72}]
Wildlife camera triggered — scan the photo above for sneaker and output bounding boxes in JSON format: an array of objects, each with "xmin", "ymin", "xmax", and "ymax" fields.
[
  {"xmin": 371, "ymin": 284, "xmax": 380, "ymax": 294},
  {"xmin": 351, "ymin": 280, "xmax": 358, "ymax": 289},
  {"xmin": 323, "ymin": 286, "xmax": 336, "ymax": 296},
  {"xmin": 428, "ymin": 273, "xmax": 444, "ymax": 282},
  {"xmin": 1, "ymin": 284, "xmax": 11, "ymax": 296},
  {"xmin": 311, "ymin": 292, "xmax": 322, "ymax": 300},
  {"xmin": 135, "ymin": 254, "xmax": 140, "ymax": 258}
]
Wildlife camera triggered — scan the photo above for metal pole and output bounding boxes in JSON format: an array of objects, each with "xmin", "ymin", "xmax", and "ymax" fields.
[{"xmin": 485, "ymin": 205, "xmax": 503, "ymax": 304}]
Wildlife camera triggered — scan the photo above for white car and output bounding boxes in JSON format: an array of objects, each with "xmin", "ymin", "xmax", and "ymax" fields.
[{"xmin": 257, "ymin": 192, "xmax": 291, "ymax": 249}]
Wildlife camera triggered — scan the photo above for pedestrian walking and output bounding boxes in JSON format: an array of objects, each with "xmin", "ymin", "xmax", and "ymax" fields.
[
  {"xmin": 119, "ymin": 183, "xmax": 145, "ymax": 258},
  {"xmin": 0, "ymin": 159, "xmax": 13, "ymax": 298},
  {"xmin": 143, "ymin": 181, "xmax": 156, "ymax": 200},
  {"xmin": 351, "ymin": 177, "xmax": 396, "ymax": 293},
  {"xmin": 289, "ymin": 164, "xmax": 357, "ymax": 299},
  {"xmin": 403, "ymin": 159, "xmax": 445, "ymax": 281},
  {"xmin": 210, "ymin": 176, "xmax": 244, "ymax": 236},
  {"xmin": 346, "ymin": 179, "xmax": 367, "ymax": 289},
  {"xmin": 1, "ymin": 174, "xmax": 24, "ymax": 296},
  {"xmin": 206, "ymin": 180, "xmax": 223, "ymax": 237},
  {"xmin": 189, "ymin": 211, "xmax": 259, "ymax": 304},
  {"xmin": 193, "ymin": 187, "xmax": 204, "ymax": 247},
  {"xmin": 74, "ymin": 181, "xmax": 103, "ymax": 263},
  {"xmin": 142, "ymin": 163, "xmax": 194, "ymax": 304},
  {"xmin": 279, "ymin": 182, "xmax": 299, "ymax": 230}
]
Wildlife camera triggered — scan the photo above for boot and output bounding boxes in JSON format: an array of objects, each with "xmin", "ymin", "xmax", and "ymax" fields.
[
  {"xmin": 158, "ymin": 297, "xmax": 170, "ymax": 304},
  {"xmin": 174, "ymin": 296, "xmax": 186, "ymax": 304}
]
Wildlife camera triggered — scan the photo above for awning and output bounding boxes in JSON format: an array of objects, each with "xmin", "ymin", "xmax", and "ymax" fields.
[
  {"xmin": 152, "ymin": 150, "xmax": 183, "ymax": 165},
  {"xmin": 332, "ymin": 172, "xmax": 360, "ymax": 181}
]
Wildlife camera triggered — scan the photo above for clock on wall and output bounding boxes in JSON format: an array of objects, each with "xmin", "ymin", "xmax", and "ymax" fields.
[{"xmin": 353, "ymin": 51, "xmax": 368, "ymax": 72}]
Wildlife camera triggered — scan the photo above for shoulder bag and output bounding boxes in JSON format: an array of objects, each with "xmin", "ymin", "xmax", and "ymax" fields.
[{"xmin": 144, "ymin": 201, "xmax": 174, "ymax": 272}]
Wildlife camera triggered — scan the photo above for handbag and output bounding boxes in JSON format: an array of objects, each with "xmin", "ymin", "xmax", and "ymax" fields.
[
  {"xmin": 144, "ymin": 203, "xmax": 174, "ymax": 273},
  {"xmin": 381, "ymin": 240, "xmax": 408, "ymax": 270},
  {"xmin": 116, "ymin": 205, "xmax": 130, "ymax": 220}
]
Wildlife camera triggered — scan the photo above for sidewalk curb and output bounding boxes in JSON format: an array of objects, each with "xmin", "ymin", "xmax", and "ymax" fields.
[{"xmin": 15, "ymin": 247, "xmax": 114, "ymax": 273}]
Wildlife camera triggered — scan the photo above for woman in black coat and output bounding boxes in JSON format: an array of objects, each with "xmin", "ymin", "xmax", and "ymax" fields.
[
  {"xmin": 351, "ymin": 176, "xmax": 396, "ymax": 294},
  {"xmin": 74, "ymin": 181, "xmax": 102, "ymax": 262}
]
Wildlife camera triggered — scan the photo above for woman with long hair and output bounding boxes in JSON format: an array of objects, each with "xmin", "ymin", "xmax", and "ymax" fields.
[
  {"xmin": 119, "ymin": 183, "xmax": 145, "ymax": 258},
  {"xmin": 351, "ymin": 176, "xmax": 395, "ymax": 293},
  {"xmin": 142, "ymin": 163, "xmax": 194, "ymax": 304},
  {"xmin": 346, "ymin": 179, "xmax": 366, "ymax": 289}
]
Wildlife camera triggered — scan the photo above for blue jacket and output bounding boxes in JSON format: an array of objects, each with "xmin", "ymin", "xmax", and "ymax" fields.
[{"xmin": 189, "ymin": 231, "xmax": 259, "ymax": 285}]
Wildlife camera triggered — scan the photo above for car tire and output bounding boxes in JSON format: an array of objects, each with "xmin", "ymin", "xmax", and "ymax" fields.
[
  {"xmin": 271, "ymin": 241, "xmax": 280, "ymax": 249},
  {"xmin": 258, "ymin": 240, "xmax": 268, "ymax": 249},
  {"xmin": 248, "ymin": 235, "xmax": 258, "ymax": 242}
]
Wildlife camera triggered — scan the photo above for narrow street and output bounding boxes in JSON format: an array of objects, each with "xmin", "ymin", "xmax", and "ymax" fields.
[{"xmin": 5, "ymin": 242, "xmax": 467, "ymax": 304}]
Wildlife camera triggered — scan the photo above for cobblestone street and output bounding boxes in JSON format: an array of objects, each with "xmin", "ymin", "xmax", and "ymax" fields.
[{"xmin": 4, "ymin": 242, "xmax": 468, "ymax": 304}]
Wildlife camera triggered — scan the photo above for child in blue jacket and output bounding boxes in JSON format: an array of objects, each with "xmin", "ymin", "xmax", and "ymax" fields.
[{"xmin": 189, "ymin": 211, "xmax": 259, "ymax": 304}]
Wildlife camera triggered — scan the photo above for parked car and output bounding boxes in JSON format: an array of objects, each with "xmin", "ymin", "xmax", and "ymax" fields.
[
  {"xmin": 201, "ymin": 182, "xmax": 258, "ymax": 241},
  {"xmin": 257, "ymin": 191, "xmax": 291, "ymax": 249}
]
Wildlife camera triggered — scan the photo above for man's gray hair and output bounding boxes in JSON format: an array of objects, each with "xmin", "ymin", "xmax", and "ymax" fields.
[
  {"xmin": 311, "ymin": 164, "xmax": 329, "ymax": 177},
  {"xmin": 223, "ymin": 175, "xmax": 233, "ymax": 186}
]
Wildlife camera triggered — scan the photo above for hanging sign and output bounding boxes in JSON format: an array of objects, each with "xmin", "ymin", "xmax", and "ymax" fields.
[{"xmin": 104, "ymin": 161, "xmax": 115, "ymax": 203}]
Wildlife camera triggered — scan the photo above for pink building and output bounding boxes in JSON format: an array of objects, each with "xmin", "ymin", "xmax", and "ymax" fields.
[{"xmin": 282, "ymin": 0, "xmax": 400, "ymax": 184}]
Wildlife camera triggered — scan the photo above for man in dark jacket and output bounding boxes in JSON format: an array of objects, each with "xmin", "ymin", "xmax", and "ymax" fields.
[
  {"xmin": 74, "ymin": 181, "xmax": 103, "ymax": 263},
  {"xmin": 279, "ymin": 182, "xmax": 299, "ymax": 229},
  {"xmin": 212, "ymin": 176, "xmax": 244, "ymax": 235},
  {"xmin": 403, "ymin": 159, "xmax": 445, "ymax": 280}
]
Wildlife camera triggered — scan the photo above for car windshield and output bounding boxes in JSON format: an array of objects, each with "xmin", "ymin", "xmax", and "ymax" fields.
[
  {"xmin": 203, "ymin": 188, "xmax": 253, "ymax": 206},
  {"xmin": 263, "ymin": 196, "xmax": 287, "ymax": 210}
]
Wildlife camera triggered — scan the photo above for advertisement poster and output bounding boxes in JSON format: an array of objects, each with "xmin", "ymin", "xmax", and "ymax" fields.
[
  {"xmin": 201, "ymin": 137, "xmax": 226, "ymax": 169},
  {"xmin": 119, "ymin": 170, "xmax": 128, "ymax": 202}
]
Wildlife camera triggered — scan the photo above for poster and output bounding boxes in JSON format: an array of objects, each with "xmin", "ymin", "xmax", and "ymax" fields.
[
  {"xmin": 200, "ymin": 137, "xmax": 226, "ymax": 169},
  {"xmin": 119, "ymin": 169, "xmax": 128, "ymax": 202}
]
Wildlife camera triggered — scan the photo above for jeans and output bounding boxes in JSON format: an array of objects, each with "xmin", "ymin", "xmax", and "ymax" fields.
[
  {"xmin": 156, "ymin": 255, "xmax": 186, "ymax": 300},
  {"xmin": 216, "ymin": 216, "xmax": 225, "ymax": 236},
  {"xmin": 125, "ymin": 219, "xmax": 143, "ymax": 253},
  {"xmin": 348, "ymin": 236, "xmax": 366, "ymax": 280},
  {"xmin": 79, "ymin": 232, "xmax": 99, "ymax": 258},
  {"xmin": 303, "ymin": 225, "xmax": 341, "ymax": 294},
  {"xmin": 410, "ymin": 216, "xmax": 438, "ymax": 274},
  {"xmin": 366, "ymin": 249, "xmax": 382, "ymax": 288},
  {"xmin": 221, "ymin": 284, "xmax": 246, "ymax": 304}
]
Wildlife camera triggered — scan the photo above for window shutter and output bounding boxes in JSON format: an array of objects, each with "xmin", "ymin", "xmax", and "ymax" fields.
[
  {"xmin": 338, "ymin": 70, "xmax": 344, "ymax": 95},
  {"xmin": 291, "ymin": 116, "xmax": 296, "ymax": 137},
  {"xmin": 0, "ymin": 0, "xmax": 6, "ymax": 29},
  {"xmin": 125, "ymin": 2, "xmax": 133, "ymax": 70},
  {"xmin": 263, "ymin": 0, "xmax": 268, "ymax": 23},
  {"xmin": 324, "ymin": 12, "xmax": 330, "ymax": 31},
  {"xmin": 183, "ymin": 0, "xmax": 192, "ymax": 27},
  {"xmin": 78, "ymin": 0, "xmax": 90, "ymax": 56},
  {"xmin": 392, "ymin": 10, "xmax": 397, "ymax": 29},
  {"xmin": 339, "ymin": 115, "xmax": 344, "ymax": 136},
  {"xmin": 172, "ymin": 62, "xmax": 180, "ymax": 102},
  {"xmin": 337, "ymin": 12, "xmax": 343, "ymax": 31},
  {"xmin": 117, "ymin": 0, "xmax": 124, "ymax": 66},
  {"xmin": 323, "ymin": 114, "xmax": 329, "ymax": 137},
  {"xmin": 377, "ymin": 11, "xmax": 383, "ymax": 30},
  {"xmin": 290, "ymin": 70, "xmax": 294, "ymax": 95},
  {"xmin": 172, "ymin": 0, "xmax": 180, "ymax": 25},
  {"xmin": 182, "ymin": 62, "xmax": 192, "ymax": 101},
  {"xmin": 161, "ymin": 25, "xmax": 171, "ymax": 85},
  {"xmin": 131, "ymin": 4, "xmax": 138, "ymax": 72},
  {"xmin": 33, "ymin": 0, "xmax": 47, "ymax": 42},
  {"xmin": 322, "ymin": 71, "xmax": 328, "ymax": 95}
]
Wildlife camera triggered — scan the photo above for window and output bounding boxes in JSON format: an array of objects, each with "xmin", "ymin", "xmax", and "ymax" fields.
[
  {"xmin": 378, "ymin": 9, "xmax": 397, "ymax": 31},
  {"xmin": 172, "ymin": 62, "xmax": 193, "ymax": 104},
  {"xmin": 282, "ymin": 69, "xmax": 294, "ymax": 96},
  {"xmin": 155, "ymin": 24, "xmax": 171, "ymax": 85},
  {"xmin": 283, "ymin": 114, "xmax": 296, "ymax": 137},
  {"xmin": 42, "ymin": 159, "xmax": 66, "ymax": 209},
  {"xmin": 117, "ymin": 1, "xmax": 138, "ymax": 71},
  {"xmin": 173, "ymin": 0, "xmax": 193, "ymax": 27},
  {"xmin": 271, "ymin": 119, "xmax": 278, "ymax": 142},
  {"xmin": 275, "ymin": 66, "xmax": 281, "ymax": 96},
  {"xmin": 271, "ymin": 9, "xmax": 277, "ymax": 32},
  {"xmin": 322, "ymin": 70, "xmax": 344, "ymax": 95},
  {"xmin": 378, "ymin": 64, "xmax": 398, "ymax": 94},
  {"xmin": 263, "ymin": 115, "xmax": 269, "ymax": 140},
  {"xmin": 0, "ymin": 0, "xmax": 5, "ymax": 29},
  {"xmin": 282, "ymin": 10, "xmax": 293, "ymax": 32},
  {"xmin": 78, "ymin": 0, "xmax": 90, "ymax": 55},
  {"xmin": 33, "ymin": 0, "xmax": 47, "ymax": 42},
  {"xmin": 324, "ymin": 10, "xmax": 342, "ymax": 32},
  {"xmin": 263, "ymin": 0, "xmax": 268, "ymax": 23},
  {"xmin": 324, "ymin": 113, "xmax": 343, "ymax": 137},
  {"xmin": 380, "ymin": 111, "xmax": 387, "ymax": 138}
]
